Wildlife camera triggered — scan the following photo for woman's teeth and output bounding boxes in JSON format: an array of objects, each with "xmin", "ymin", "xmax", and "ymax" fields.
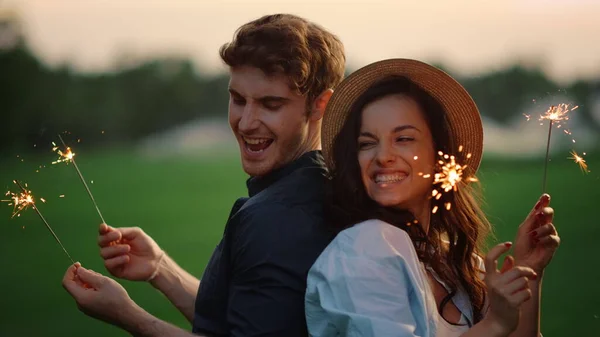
[{"xmin": 374, "ymin": 174, "xmax": 407, "ymax": 183}]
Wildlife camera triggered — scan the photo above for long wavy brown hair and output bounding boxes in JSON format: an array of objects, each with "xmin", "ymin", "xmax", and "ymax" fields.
[{"xmin": 326, "ymin": 76, "xmax": 492, "ymax": 325}]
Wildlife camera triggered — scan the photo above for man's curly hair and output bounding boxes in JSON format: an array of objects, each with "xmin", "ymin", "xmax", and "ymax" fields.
[{"xmin": 220, "ymin": 14, "xmax": 346, "ymax": 104}]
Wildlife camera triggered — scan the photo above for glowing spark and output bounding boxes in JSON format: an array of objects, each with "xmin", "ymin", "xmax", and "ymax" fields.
[
  {"xmin": 54, "ymin": 134, "xmax": 106, "ymax": 224},
  {"xmin": 2, "ymin": 180, "xmax": 76, "ymax": 264},
  {"xmin": 534, "ymin": 103, "xmax": 579, "ymax": 144},
  {"xmin": 413, "ymin": 156, "xmax": 418, "ymax": 160},
  {"xmin": 540, "ymin": 103, "xmax": 577, "ymax": 124},
  {"xmin": 2, "ymin": 182, "xmax": 37, "ymax": 218},
  {"xmin": 525, "ymin": 103, "xmax": 580, "ymax": 192},
  {"xmin": 51, "ymin": 141, "xmax": 76, "ymax": 165},
  {"xmin": 425, "ymin": 147, "xmax": 477, "ymax": 214},
  {"xmin": 568, "ymin": 150, "xmax": 590, "ymax": 173},
  {"xmin": 433, "ymin": 150, "xmax": 477, "ymax": 193}
]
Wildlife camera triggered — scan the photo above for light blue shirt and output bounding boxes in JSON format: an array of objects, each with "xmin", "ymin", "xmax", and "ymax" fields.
[{"xmin": 305, "ymin": 219, "xmax": 475, "ymax": 337}]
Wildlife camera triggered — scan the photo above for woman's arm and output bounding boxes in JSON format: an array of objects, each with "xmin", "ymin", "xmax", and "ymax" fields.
[
  {"xmin": 507, "ymin": 278, "xmax": 542, "ymax": 337},
  {"xmin": 510, "ymin": 194, "xmax": 560, "ymax": 337},
  {"xmin": 305, "ymin": 220, "xmax": 435, "ymax": 337}
]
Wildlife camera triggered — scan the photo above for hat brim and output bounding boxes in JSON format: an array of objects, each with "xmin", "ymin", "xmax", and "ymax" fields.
[{"xmin": 322, "ymin": 58, "xmax": 483, "ymax": 176}]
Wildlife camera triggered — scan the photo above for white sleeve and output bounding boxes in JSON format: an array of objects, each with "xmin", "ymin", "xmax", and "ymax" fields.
[{"xmin": 305, "ymin": 220, "xmax": 436, "ymax": 337}]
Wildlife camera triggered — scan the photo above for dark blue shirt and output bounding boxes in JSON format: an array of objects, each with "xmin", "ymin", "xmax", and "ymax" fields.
[{"xmin": 192, "ymin": 151, "xmax": 333, "ymax": 337}]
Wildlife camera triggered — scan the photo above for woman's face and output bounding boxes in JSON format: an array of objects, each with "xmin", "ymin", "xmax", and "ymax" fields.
[{"xmin": 358, "ymin": 94, "xmax": 436, "ymax": 211}]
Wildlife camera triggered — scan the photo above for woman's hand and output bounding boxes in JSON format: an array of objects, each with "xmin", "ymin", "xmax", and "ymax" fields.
[
  {"xmin": 513, "ymin": 194, "xmax": 561, "ymax": 275},
  {"xmin": 482, "ymin": 242, "xmax": 538, "ymax": 336}
]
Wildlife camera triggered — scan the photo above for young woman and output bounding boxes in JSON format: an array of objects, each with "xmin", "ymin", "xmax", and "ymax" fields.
[{"xmin": 305, "ymin": 59, "xmax": 559, "ymax": 337}]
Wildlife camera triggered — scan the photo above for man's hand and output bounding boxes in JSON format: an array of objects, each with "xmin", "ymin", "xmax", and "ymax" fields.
[
  {"xmin": 62, "ymin": 263, "xmax": 140, "ymax": 329},
  {"xmin": 98, "ymin": 223, "xmax": 165, "ymax": 281}
]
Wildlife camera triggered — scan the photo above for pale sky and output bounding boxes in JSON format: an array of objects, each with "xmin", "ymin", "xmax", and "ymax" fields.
[{"xmin": 2, "ymin": 0, "xmax": 600, "ymax": 83}]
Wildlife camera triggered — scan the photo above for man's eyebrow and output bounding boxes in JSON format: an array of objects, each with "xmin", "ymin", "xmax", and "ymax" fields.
[
  {"xmin": 258, "ymin": 96, "xmax": 291, "ymax": 104},
  {"xmin": 228, "ymin": 88, "xmax": 242, "ymax": 96},
  {"xmin": 228, "ymin": 88, "xmax": 290, "ymax": 103}
]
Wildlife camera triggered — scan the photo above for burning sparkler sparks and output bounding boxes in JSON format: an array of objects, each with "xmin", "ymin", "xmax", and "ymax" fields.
[
  {"xmin": 540, "ymin": 103, "xmax": 577, "ymax": 125},
  {"xmin": 419, "ymin": 146, "xmax": 477, "ymax": 214},
  {"xmin": 2, "ymin": 180, "xmax": 75, "ymax": 264},
  {"xmin": 52, "ymin": 142, "xmax": 75, "ymax": 165},
  {"xmin": 52, "ymin": 134, "xmax": 106, "ymax": 224},
  {"xmin": 1, "ymin": 182, "xmax": 41, "ymax": 218},
  {"xmin": 539, "ymin": 103, "xmax": 579, "ymax": 144},
  {"xmin": 568, "ymin": 150, "xmax": 590, "ymax": 174},
  {"xmin": 526, "ymin": 103, "xmax": 579, "ymax": 192}
]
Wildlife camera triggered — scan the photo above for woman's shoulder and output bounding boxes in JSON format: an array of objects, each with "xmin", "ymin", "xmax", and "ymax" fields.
[
  {"xmin": 317, "ymin": 219, "xmax": 419, "ymax": 263},
  {"xmin": 341, "ymin": 218, "xmax": 412, "ymax": 240}
]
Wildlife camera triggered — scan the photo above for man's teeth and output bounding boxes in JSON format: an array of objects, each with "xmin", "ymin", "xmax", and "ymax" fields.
[
  {"xmin": 244, "ymin": 138, "xmax": 271, "ymax": 145},
  {"xmin": 375, "ymin": 174, "xmax": 406, "ymax": 183}
]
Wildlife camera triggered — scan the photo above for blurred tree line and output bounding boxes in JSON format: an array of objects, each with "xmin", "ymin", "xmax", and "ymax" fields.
[
  {"xmin": 1, "ymin": 39, "xmax": 231, "ymax": 153},
  {"xmin": 1, "ymin": 34, "xmax": 599, "ymax": 153}
]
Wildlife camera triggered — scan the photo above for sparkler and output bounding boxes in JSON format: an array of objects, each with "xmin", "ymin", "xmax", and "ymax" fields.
[
  {"xmin": 2, "ymin": 182, "xmax": 38, "ymax": 218},
  {"xmin": 52, "ymin": 134, "xmax": 106, "ymax": 224},
  {"xmin": 534, "ymin": 103, "xmax": 579, "ymax": 193},
  {"xmin": 568, "ymin": 150, "xmax": 590, "ymax": 174},
  {"xmin": 420, "ymin": 146, "xmax": 477, "ymax": 214},
  {"xmin": 2, "ymin": 180, "xmax": 75, "ymax": 264}
]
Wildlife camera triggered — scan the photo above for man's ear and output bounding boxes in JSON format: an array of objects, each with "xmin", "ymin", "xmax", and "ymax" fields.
[{"xmin": 309, "ymin": 89, "xmax": 334, "ymax": 122}]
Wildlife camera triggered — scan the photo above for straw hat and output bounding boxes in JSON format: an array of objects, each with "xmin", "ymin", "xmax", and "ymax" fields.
[{"xmin": 321, "ymin": 58, "xmax": 484, "ymax": 176}]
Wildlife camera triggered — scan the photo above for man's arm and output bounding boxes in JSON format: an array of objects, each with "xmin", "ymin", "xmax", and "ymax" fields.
[
  {"xmin": 150, "ymin": 253, "xmax": 201, "ymax": 323},
  {"xmin": 125, "ymin": 305, "xmax": 212, "ymax": 337},
  {"xmin": 97, "ymin": 224, "xmax": 200, "ymax": 322},
  {"xmin": 63, "ymin": 264, "xmax": 208, "ymax": 337}
]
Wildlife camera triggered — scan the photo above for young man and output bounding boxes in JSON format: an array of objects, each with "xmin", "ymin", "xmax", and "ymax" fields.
[{"xmin": 62, "ymin": 13, "xmax": 346, "ymax": 337}]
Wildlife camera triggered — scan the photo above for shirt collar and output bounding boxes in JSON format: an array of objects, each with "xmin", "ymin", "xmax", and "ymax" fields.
[{"xmin": 246, "ymin": 150, "xmax": 325, "ymax": 197}]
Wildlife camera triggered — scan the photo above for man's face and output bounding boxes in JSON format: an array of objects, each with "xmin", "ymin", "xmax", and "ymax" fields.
[{"xmin": 228, "ymin": 66, "xmax": 315, "ymax": 177}]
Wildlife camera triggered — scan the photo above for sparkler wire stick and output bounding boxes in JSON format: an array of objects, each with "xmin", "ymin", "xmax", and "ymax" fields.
[
  {"xmin": 57, "ymin": 134, "xmax": 106, "ymax": 224},
  {"xmin": 542, "ymin": 120, "xmax": 553, "ymax": 193},
  {"xmin": 535, "ymin": 103, "xmax": 579, "ymax": 192},
  {"xmin": 14, "ymin": 180, "xmax": 76, "ymax": 265}
]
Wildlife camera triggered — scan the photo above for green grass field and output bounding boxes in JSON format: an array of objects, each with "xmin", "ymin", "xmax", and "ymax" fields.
[{"xmin": 0, "ymin": 148, "xmax": 598, "ymax": 337}]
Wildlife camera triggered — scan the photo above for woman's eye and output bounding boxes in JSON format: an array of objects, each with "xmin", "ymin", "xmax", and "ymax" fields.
[
  {"xmin": 358, "ymin": 141, "xmax": 375, "ymax": 150},
  {"xmin": 396, "ymin": 136, "xmax": 414, "ymax": 142}
]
